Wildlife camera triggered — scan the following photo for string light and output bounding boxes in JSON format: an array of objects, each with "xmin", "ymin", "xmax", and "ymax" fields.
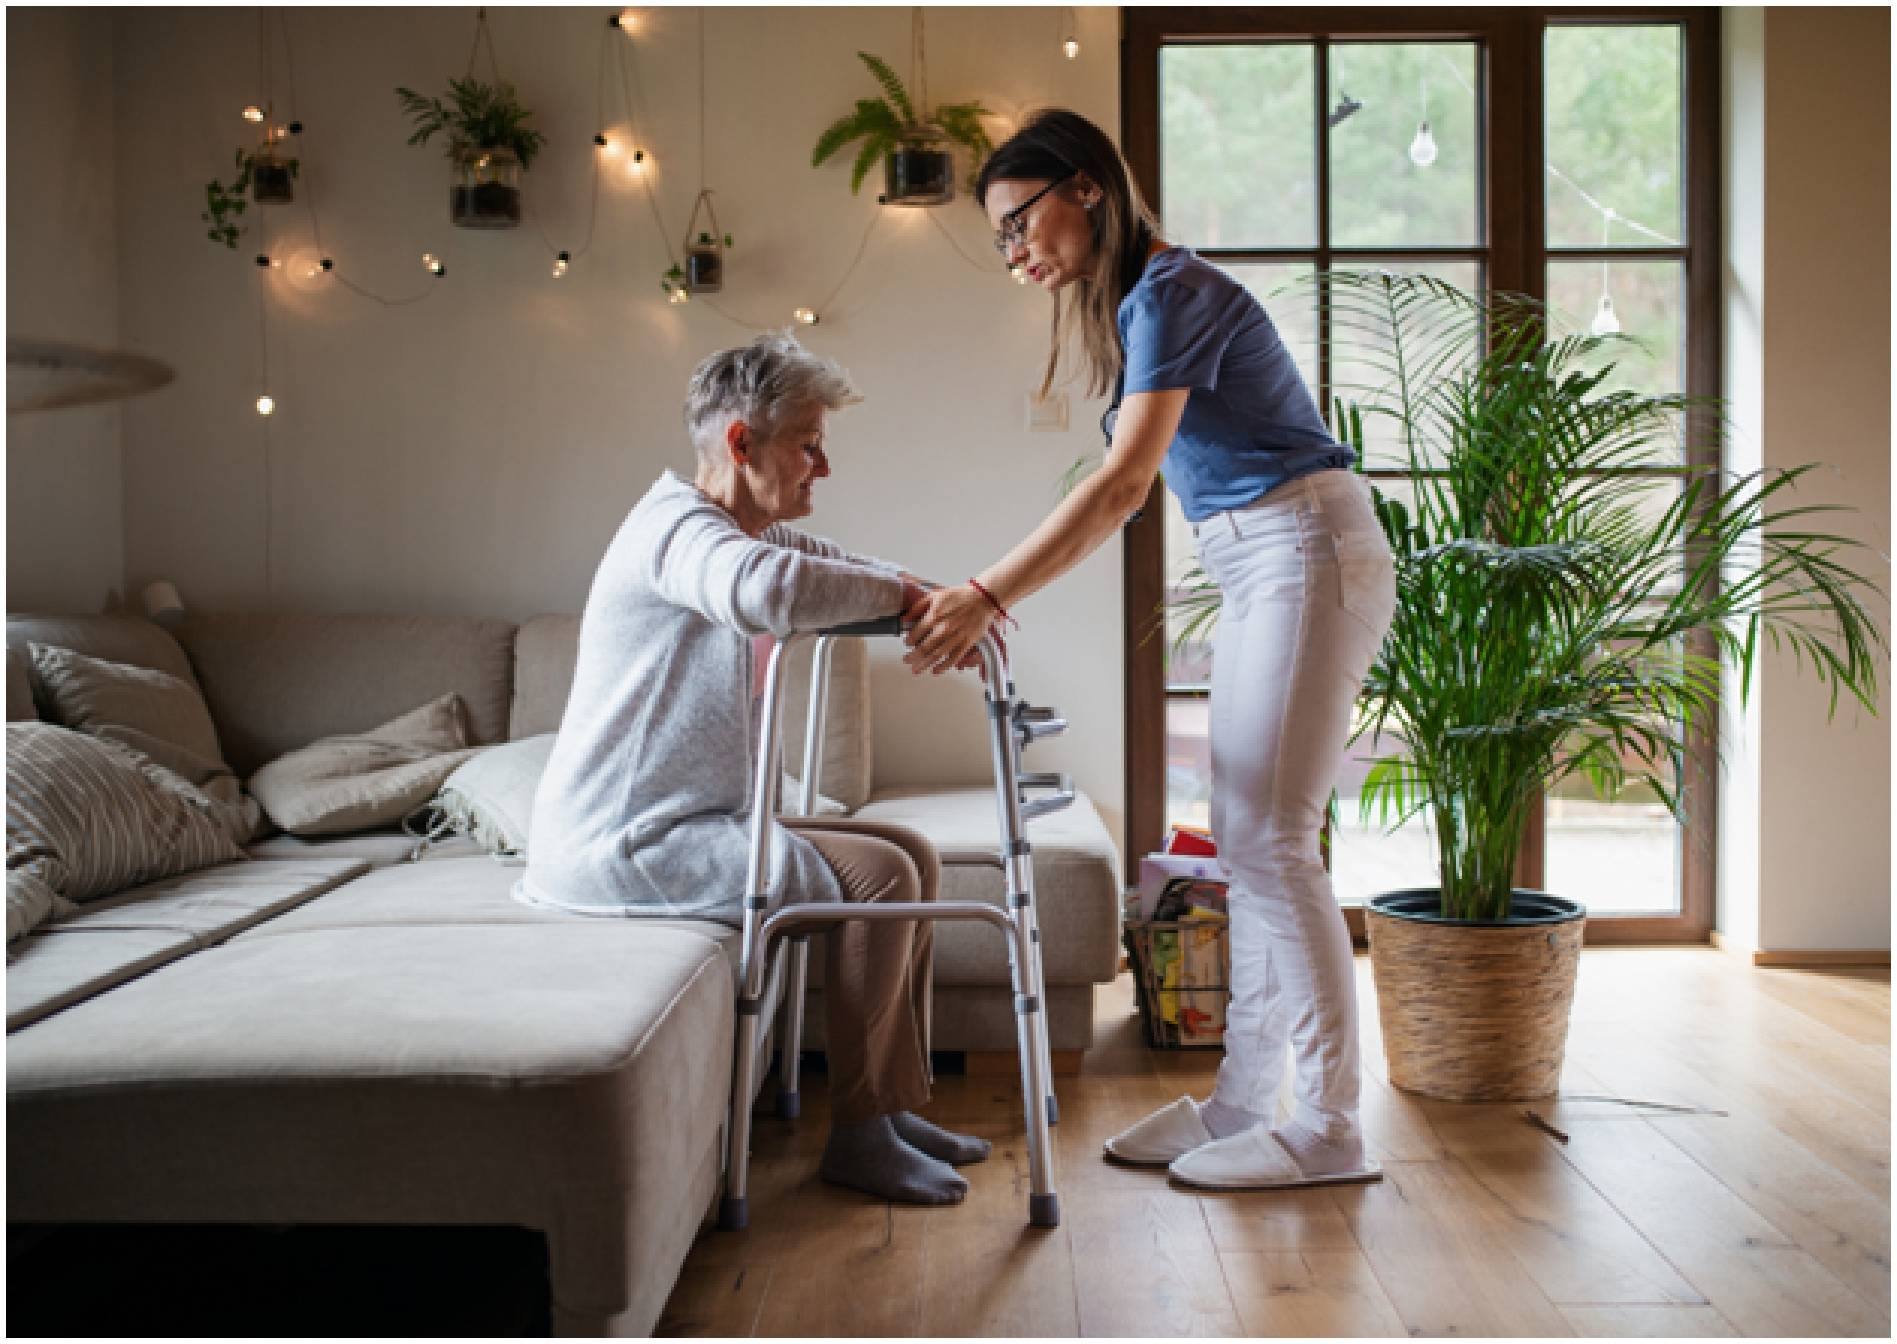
[
  {"xmin": 793, "ymin": 307, "xmax": 818, "ymax": 325},
  {"xmin": 627, "ymin": 148, "xmax": 647, "ymax": 175},
  {"xmin": 1059, "ymin": 7, "xmax": 1078, "ymax": 59},
  {"xmin": 242, "ymin": 105, "xmax": 265, "ymax": 123},
  {"xmin": 1064, "ymin": 39, "xmax": 1079, "ymax": 59},
  {"xmin": 1410, "ymin": 73, "xmax": 1437, "ymax": 168},
  {"xmin": 668, "ymin": 287, "xmax": 689, "ymax": 305},
  {"xmin": 611, "ymin": 10, "xmax": 638, "ymax": 33},
  {"xmin": 552, "ymin": 250, "xmax": 570, "ymax": 278},
  {"xmin": 1591, "ymin": 208, "xmax": 1620, "ymax": 334},
  {"xmin": 256, "ymin": 395, "xmax": 275, "ymax": 416},
  {"xmin": 421, "ymin": 253, "xmax": 445, "ymax": 276},
  {"xmin": 1011, "ymin": 264, "xmax": 1028, "ymax": 284},
  {"xmin": 594, "ymin": 132, "xmax": 609, "ymax": 148}
]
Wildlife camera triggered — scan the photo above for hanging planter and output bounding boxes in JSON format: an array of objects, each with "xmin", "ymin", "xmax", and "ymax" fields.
[
  {"xmin": 251, "ymin": 129, "xmax": 297, "ymax": 204},
  {"xmin": 201, "ymin": 134, "xmax": 300, "ymax": 249},
  {"xmin": 450, "ymin": 146, "xmax": 522, "ymax": 228},
  {"xmin": 396, "ymin": 72, "xmax": 544, "ymax": 231},
  {"xmin": 684, "ymin": 191, "xmax": 731, "ymax": 293},
  {"xmin": 810, "ymin": 45, "xmax": 992, "ymax": 207}
]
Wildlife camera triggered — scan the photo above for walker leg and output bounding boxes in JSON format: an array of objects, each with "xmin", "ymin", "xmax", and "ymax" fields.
[
  {"xmin": 721, "ymin": 1011, "xmax": 761, "ymax": 1230},
  {"xmin": 774, "ymin": 937, "xmax": 810, "ymax": 1119},
  {"xmin": 1010, "ymin": 927, "xmax": 1061, "ymax": 1228},
  {"xmin": 1025, "ymin": 909, "xmax": 1060, "ymax": 1127}
]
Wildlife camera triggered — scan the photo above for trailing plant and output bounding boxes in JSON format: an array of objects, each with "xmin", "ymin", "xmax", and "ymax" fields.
[
  {"xmin": 810, "ymin": 52, "xmax": 992, "ymax": 194},
  {"xmin": 1168, "ymin": 271, "xmax": 1886, "ymax": 922},
  {"xmin": 395, "ymin": 76, "xmax": 545, "ymax": 168},
  {"xmin": 200, "ymin": 147, "xmax": 298, "ymax": 249}
]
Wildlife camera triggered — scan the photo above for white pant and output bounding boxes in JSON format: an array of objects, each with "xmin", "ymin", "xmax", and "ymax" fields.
[{"xmin": 1194, "ymin": 469, "xmax": 1396, "ymax": 1136}]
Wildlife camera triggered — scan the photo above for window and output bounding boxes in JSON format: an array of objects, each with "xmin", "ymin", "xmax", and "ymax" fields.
[{"xmin": 1124, "ymin": 10, "xmax": 1720, "ymax": 940}]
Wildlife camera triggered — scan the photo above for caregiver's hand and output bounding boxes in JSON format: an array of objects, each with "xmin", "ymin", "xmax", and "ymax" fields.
[{"xmin": 904, "ymin": 584, "xmax": 1004, "ymax": 676}]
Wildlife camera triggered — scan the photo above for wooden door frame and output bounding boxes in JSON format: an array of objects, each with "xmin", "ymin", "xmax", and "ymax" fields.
[{"xmin": 1120, "ymin": 8, "xmax": 1721, "ymax": 944}]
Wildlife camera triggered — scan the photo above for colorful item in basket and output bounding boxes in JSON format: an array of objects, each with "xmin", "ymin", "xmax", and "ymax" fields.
[
  {"xmin": 1164, "ymin": 825, "xmax": 1218, "ymax": 857},
  {"xmin": 1149, "ymin": 927, "xmax": 1182, "ymax": 1025},
  {"xmin": 1152, "ymin": 876, "xmax": 1229, "ymax": 921},
  {"xmin": 1137, "ymin": 853, "xmax": 1223, "ymax": 919},
  {"xmin": 1178, "ymin": 911, "xmax": 1229, "ymax": 1043}
]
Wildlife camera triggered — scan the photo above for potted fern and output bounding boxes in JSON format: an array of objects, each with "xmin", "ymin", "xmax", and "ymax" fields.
[
  {"xmin": 396, "ymin": 77, "xmax": 545, "ymax": 229},
  {"xmin": 811, "ymin": 53, "xmax": 992, "ymax": 207},
  {"xmin": 1169, "ymin": 271, "xmax": 1885, "ymax": 1101}
]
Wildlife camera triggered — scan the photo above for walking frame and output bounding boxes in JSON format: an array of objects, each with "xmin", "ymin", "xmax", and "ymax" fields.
[{"xmin": 719, "ymin": 617, "xmax": 1070, "ymax": 1230}]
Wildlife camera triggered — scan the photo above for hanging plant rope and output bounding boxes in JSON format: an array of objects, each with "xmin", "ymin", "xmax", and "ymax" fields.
[{"xmin": 486, "ymin": 9, "xmax": 609, "ymax": 267}]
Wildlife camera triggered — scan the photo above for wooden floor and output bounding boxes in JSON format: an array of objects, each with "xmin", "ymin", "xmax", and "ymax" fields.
[{"xmin": 658, "ymin": 949, "xmax": 1891, "ymax": 1338}]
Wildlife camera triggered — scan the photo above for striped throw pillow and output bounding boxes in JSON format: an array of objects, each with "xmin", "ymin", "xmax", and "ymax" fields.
[{"xmin": 6, "ymin": 721, "xmax": 245, "ymax": 904}]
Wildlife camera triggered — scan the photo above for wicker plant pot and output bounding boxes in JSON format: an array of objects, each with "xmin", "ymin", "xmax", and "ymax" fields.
[{"xmin": 1365, "ymin": 889, "xmax": 1585, "ymax": 1102}]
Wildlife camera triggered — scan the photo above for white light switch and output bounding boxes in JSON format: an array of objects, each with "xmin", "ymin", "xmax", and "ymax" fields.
[{"xmin": 1026, "ymin": 391, "xmax": 1069, "ymax": 432}]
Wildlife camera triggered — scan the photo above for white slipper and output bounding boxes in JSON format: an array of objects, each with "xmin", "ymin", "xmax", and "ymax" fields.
[
  {"xmin": 1168, "ymin": 1127, "xmax": 1383, "ymax": 1191},
  {"xmin": 1102, "ymin": 1096, "xmax": 1214, "ymax": 1167}
]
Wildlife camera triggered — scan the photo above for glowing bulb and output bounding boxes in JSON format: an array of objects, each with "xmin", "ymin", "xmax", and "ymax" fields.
[
  {"xmin": 616, "ymin": 9, "xmax": 638, "ymax": 33},
  {"xmin": 256, "ymin": 395, "xmax": 275, "ymax": 416},
  {"xmin": 793, "ymin": 308, "xmax": 818, "ymax": 325},
  {"xmin": 270, "ymin": 257, "xmax": 283, "ymax": 269},
  {"xmin": 242, "ymin": 105, "xmax": 264, "ymax": 123},
  {"xmin": 422, "ymin": 253, "xmax": 445, "ymax": 276},
  {"xmin": 1409, "ymin": 121, "xmax": 1438, "ymax": 168},
  {"xmin": 1591, "ymin": 294, "xmax": 1621, "ymax": 336},
  {"xmin": 553, "ymin": 251, "xmax": 571, "ymax": 278},
  {"xmin": 669, "ymin": 288, "xmax": 689, "ymax": 305},
  {"xmin": 1063, "ymin": 38, "xmax": 1079, "ymax": 59},
  {"xmin": 628, "ymin": 149, "xmax": 646, "ymax": 175},
  {"xmin": 1011, "ymin": 264, "xmax": 1028, "ymax": 284}
]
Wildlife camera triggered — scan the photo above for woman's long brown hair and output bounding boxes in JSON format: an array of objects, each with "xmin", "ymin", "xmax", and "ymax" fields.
[{"xmin": 976, "ymin": 109, "xmax": 1163, "ymax": 400}]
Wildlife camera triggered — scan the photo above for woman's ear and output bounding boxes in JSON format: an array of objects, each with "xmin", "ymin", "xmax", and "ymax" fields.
[{"xmin": 724, "ymin": 417, "xmax": 751, "ymax": 465}]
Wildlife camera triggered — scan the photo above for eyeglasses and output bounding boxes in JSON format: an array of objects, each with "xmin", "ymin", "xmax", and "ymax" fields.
[{"xmin": 991, "ymin": 171, "xmax": 1077, "ymax": 257}]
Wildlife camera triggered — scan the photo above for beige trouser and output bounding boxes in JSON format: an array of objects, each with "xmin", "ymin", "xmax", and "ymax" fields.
[{"xmin": 784, "ymin": 818, "xmax": 939, "ymax": 1127}]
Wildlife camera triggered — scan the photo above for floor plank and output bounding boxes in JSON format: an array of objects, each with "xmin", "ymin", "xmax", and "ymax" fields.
[
  {"xmin": 1745, "ymin": 966, "xmax": 1892, "ymax": 1054},
  {"xmin": 1221, "ymin": 1249, "xmax": 1409, "ymax": 1337},
  {"xmin": 1341, "ymin": 1159, "xmax": 1576, "ymax": 1337},
  {"xmin": 1554, "ymin": 1113, "xmax": 1889, "ymax": 1336},
  {"xmin": 1558, "ymin": 1304, "xmax": 1740, "ymax": 1337},
  {"xmin": 1067, "ymin": 1192, "xmax": 1243, "ymax": 1337},
  {"xmin": 654, "ymin": 1262, "xmax": 771, "ymax": 1338},
  {"xmin": 747, "ymin": 1189, "xmax": 930, "ymax": 1338}
]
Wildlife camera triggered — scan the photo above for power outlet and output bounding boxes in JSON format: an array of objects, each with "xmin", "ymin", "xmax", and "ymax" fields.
[{"xmin": 1026, "ymin": 391, "xmax": 1069, "ymax": 432}]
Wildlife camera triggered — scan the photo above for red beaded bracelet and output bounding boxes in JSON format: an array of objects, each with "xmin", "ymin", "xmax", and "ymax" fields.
[{"xmin": 968, "ymin": 578, "xmax": 1019, "ymax": 631}]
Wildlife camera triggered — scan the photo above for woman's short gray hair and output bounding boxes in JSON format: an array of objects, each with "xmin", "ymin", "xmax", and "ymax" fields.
[{"xmin": 683, "ymin": 330, "xmax": 862, "ymax": 460}]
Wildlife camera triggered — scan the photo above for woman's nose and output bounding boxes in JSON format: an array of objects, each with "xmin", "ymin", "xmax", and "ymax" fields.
[{"xmin": 812, "ymin": 449, "xmax": 831, "ymax": 478}]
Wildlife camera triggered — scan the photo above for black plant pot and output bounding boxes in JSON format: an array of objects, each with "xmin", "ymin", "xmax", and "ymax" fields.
[
  {"xmin": 685, "ymin": 246, "xmax": 723, "ymax": 293},
  {"xmin": 883, "ymin": 145, "xmax": 953, "ymax": 207},
  {"xmin": 1365, "ymin": 888, "xmax": 1586, "ymax": 1101},
  {"xmin": 252, "ymin": 158, "xmax": 294, "ymax": 204}
]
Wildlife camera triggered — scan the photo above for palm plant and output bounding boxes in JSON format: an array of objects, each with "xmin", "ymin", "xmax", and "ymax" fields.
[
  {"xmin": 810, "ymin": 52, "xmax": 992, "ymax": 194},
  {"xmin": 395, "ymin": 77, "xmax": 544, "ymax": 168},
  {"xmin": 1170, "ymin": 271, "xmax": 1885, "ymax": 922}
]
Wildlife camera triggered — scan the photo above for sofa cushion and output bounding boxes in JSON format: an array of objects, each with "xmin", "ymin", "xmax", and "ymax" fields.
[
  {"xmin": 171, "ymin": 614, "xmax": 517, "ymax": 777},
  {"xmin": 6, "ymin": 614, "xmax": 202, "ymax": 720},
  {"xmin": 6, "ymin": 921, "xmax": 735, "ymax": 1334},
  {"xmin": 246, "ymin": 829, "xmax": 484, "ymax": 869},
  {"xmin": 246, "ymin": 695, "xmax": 481, "ymax": 837},
  {"xmin": 7, "ymin": 858, "xmax": 368, "ymax": 1031},
  {"xmin": 432, "ymin": 734, "xmax": 556, "ymax": 857},
  {"xmin": 7, "ymin": 866, "xmax": 74, "ymax": 945},
  {"xmin": 7, "ymin": 722, "xmax": 248, "ymax": 905},
  {"xmin": 510, "ymin": 615, "xmax": 872, "ymax": 810},
  {"xmin": 843, "ymin": 786, "xmax": 1123, "ymax": 988}
]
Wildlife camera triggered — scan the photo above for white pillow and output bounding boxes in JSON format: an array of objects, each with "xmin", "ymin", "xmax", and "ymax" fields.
[{"xmin": 430, "ymin": 734, "xmax": 847, "ymax": 861}]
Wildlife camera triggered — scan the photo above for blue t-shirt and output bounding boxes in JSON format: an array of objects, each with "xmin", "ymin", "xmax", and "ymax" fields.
[{"xmin": 1115, "ymin": 248, "xmax": 1354, "ymax": 522}]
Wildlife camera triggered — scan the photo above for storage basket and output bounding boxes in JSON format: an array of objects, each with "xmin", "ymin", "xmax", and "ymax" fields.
[{"xmin": 1124, "ymin": 917, "xmax": 1231, "ymax": 1050}]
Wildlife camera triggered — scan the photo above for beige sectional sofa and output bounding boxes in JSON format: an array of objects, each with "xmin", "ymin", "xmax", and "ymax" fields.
[{"xmin": 6, "ymin": 611, "xmax": 1121, "ymax": 1335}]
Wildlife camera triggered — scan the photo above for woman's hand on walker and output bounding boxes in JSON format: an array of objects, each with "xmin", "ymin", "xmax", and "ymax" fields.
[{"xmin": 904, "ymin": 584, "xmax": 1003, "ymax": 676}]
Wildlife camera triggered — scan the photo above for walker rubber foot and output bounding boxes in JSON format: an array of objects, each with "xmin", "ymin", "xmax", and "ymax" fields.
[
  {"xmin": 718, "ymin": 1196, "xmax": 748, "ymax": 1231},
  {"xmin": 1028, "ymin": 1193, "xmax": 1061, "ymax": 1228},
  {"xmin": 775, "ymin": 1091, "xmax": 802, "ymax": 1120},
  {"xmin": 1046, "ymin": 1094, "xmax": 1060, "ymax": 1126}
]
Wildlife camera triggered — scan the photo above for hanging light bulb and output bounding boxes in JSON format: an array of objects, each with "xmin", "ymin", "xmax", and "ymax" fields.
[
  {"xmin": 628, "ymin": 148, "xmax": 647, "ymax": 175},
  {"xmin": 668, "ymin": 287, "xmax": 689, "ymax": 305},
  {"xmin": 1063, "ymin": 38, "xmax": 1079, "ymax": 59},
  {"xmin": 1591, "ymin": 293, "xmax": 1620, "ymax": 336},
  {"xmin": 594, "ymin": 132, "xmax": 610, "ymax": 149},
  {"xmin": 1409, "ymin": 121, "xmax": 1438, "ymax": 168},
  {"xmin": 612, "ymin": 10, "xmax": 638, "ymax": 34},
  {"xmin": 242, "ymin": 105, "xmax": 265, "ymax": 123},
  {"xmin": 793, "ymin": 308, "xmax": 819, "ymax": 326},
  {"xmin": 422, "ymin": 253, "xmax": 446, "ymax": 276},
  {"xmin": 256, "ymin": 394, "xmax": 275, "ymax": 416},
  {"xmin": 1011, "ymin": 264, "xmax": 1028, "ymax": 284},
  {"xmin": 552, "ymin": 250, "xmax": 571, "ymax": 278}
]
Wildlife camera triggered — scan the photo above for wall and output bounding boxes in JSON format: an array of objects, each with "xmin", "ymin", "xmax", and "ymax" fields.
[
  {"xmin": 1720, "ymin": 7, "xmax": 1891, "ymax": 953},
  {"xmin": 110, "ymin": 7, "xmax": 1125, "ymax": 845},
  {"xmin": 6, "ymin": 8, "xmax": 126, "ymax": 615}
]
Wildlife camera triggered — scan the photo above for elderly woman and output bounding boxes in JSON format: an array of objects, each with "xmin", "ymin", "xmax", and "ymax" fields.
[{"xmin": 520, "ymin": 331, "xmax": 988, "ymax": 1207}]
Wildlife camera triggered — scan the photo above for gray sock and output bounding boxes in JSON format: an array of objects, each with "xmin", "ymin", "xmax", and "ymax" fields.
[
  {"xmin": 1199, "ymin": 1098, "xmax": 1266, "ymax": 1140},
  {"xmin": 820, "ymin": 1116, "xmax": 969, "ymax": 1205},
  {"xmin": 892, "ymin": 1111, "xmax": 992, "ymax": 1165},
  {"xmin": 1274, "ymin": 1119, "xmax": 1366, "ymax": 1176}
]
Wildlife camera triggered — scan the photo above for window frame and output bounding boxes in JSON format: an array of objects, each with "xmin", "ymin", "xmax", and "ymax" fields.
[{"xmin": 1121, "ymin": 7, "xmax": 1722, "ymax": 944}]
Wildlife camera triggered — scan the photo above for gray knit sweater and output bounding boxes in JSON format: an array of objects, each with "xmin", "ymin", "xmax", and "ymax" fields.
[{"xmin": 518, "ymin": 470, "xmax": 904, "ymax": 923}]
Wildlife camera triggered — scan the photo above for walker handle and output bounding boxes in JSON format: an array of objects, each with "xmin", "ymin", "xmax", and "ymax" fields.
[{"xmin": 812, "ymin": 615, "xmax": 907, "ymax": 639}]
